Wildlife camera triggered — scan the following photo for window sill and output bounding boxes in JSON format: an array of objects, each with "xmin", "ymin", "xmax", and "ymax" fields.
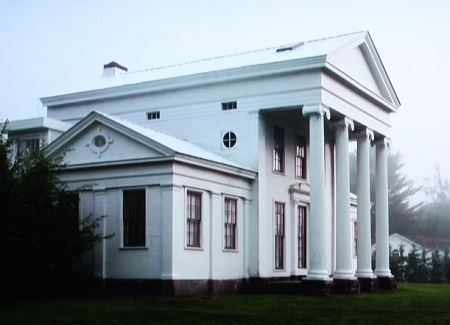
[
  {"xmin": 184, "ymin": 246, "xmax": 204, "ymax": 251},
  {"xmin": 272, "ymin": 170, "xmax": 285, "ymax": 176},
  {"xmin": 119, "ymin": 246, "xmax": 148, "ymax": 250},
  {"xmin": 223, "ymin": 248, "xmax": 239, "ymax": 253}
]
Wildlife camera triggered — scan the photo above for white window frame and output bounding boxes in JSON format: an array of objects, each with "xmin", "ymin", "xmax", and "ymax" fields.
[
  {"xmin": 223, "ymin": 196, "xmax": 238, "ymax": 251},
  {"xmin": 185, "ymin": 189, "xmax": 203, "ymax": 250}
]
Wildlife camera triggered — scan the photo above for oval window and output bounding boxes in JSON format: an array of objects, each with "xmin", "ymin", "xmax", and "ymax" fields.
[{"xmin": 223, "ymin": 132, "xmax": 237, "ymax": 148}]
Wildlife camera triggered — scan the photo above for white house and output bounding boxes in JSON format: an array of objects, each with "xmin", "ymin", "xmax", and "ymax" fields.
[{"xmin": 7, "ymin": 31, "xmax": 399, "ymax": 295}]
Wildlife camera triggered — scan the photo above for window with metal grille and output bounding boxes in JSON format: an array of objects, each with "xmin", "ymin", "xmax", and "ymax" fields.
[
  {"xmin": 221, "ymin": 101, "xmax": 237, "ymax": 110},
  {"xmin": 273, "ymin": 126, "xmax": 284, "ymax": 172},
  {"xmin": 224, "ymin": 198, "xmax": 237, "ymax": 249},
  {"xmin": 147, "ymin": 111, "xmax": 160, "ymax": 120},
  {"xmin": 186, "ymin": 191, "xmax": 202, "ymax": 247},
  {"xmin": 296, "ymin": 135, "xmax": 307, "ymax": 179},
  {"xmin": 275, "ymin": 202, "xmax": 285, "ymax": 269},
  {"xmin": 298, "ymin": 205, "xmax": 307, "ymax": 268},
  {"xmin": 123, "ymin": 189, "xmax": 146, "ymax": 247}
]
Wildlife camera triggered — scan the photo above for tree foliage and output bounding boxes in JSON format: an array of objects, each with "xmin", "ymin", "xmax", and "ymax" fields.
[{"xmin": 0, "ymin": 122, "xmax": 108, "ymax": 299}]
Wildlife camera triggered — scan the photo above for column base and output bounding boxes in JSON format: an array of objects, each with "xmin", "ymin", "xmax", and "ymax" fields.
[
  {"xmin": 357, "ymin": 277, "xmax": 379, "ymax": 292},
  {"xmin": 333, "ymin": 278, "xmax": 360, "ymax": 294},
  {"xmin": 377, "ymin": 276, "xmax": 397, "ymax": 290},
  {"xmin": 302, "ymin": 279, "xmax": 334, "ymax": 296}
]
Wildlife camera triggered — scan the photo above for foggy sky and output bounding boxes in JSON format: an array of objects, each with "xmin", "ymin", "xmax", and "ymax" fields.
[{"xmin": 1, "ymin": 0, "xmax": 449, "ymax": 203}]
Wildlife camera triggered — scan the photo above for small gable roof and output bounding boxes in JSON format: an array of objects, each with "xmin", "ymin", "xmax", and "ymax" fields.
[{"xmin": 45, "ymin": 111, "xmax": 255, "ymax": 177}]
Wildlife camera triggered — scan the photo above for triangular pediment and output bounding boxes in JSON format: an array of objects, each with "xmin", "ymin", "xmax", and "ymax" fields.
[
  {"xmin": 46, "ymin": 112, "xmax": 174, "ymax": 166},
  {"xmin": 326, "ymin": 32, "xmax": 400, "ymax": 110}
]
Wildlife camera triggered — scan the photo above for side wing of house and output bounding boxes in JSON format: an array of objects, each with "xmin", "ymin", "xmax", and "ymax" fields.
[{"xmin": 45, "ymin": 111, "xmax": 255, "ymax": 295}]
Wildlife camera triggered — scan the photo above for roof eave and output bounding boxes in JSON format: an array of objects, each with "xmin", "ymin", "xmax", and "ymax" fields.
[{"xmin": 40, "ymin": 56, "xmax": 327, "ymax": 107}]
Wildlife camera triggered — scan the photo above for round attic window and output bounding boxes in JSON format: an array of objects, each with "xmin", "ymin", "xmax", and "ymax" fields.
[
  {"xmin": 223, "ymin": 132, "xmax": 237, "ymax": 148},
  {"xmin": 94, "ymin": 135, "xmax": 106, "ymax": 148}
]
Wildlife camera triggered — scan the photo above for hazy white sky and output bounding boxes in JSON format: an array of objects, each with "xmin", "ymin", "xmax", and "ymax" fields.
[{"xmin": 1, "ymin": 0, "xmax": 449, "ymax": 202}]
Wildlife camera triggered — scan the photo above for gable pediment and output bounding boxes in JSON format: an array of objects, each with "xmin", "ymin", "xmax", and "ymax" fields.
[
  {"xmin": 326, "ymin": 32, "xmax": 400, "ymax": 110},
  {"xmin": 46, "ymin": 113, "xmax": 174, "ymax": 166}
]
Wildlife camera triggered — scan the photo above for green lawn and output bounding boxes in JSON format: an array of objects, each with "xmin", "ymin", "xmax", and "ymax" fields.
[{"xmin": 1, "ymin": 283, "xmax": 450, "ymax": 324}]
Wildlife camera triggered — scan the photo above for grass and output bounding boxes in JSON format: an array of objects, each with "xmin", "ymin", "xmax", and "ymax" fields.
[{"xmin": 1, "ymin": 283, "xmax": 450, "ymax": 324}]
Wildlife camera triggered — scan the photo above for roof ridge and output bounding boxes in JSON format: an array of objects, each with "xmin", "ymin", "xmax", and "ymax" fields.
[{"xmin": 124, "ymin": 31, "xmax": 367, "ymax": 76}]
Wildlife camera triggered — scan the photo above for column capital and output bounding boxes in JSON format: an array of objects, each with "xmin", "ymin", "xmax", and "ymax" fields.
[
  {"xmin": 352, "ymin": 127, "xmax": 374, "ymax": 141},
  {"xmin": 330, "ymin": 117, "xmax": 354, "ymax": 131},
  {"xmin": 302, "ymin": 104, "xmax": 330, "ymax": 120},
  {"xmin": 374, "ymin": 137, "xmax": 391, "ymax": 148}
]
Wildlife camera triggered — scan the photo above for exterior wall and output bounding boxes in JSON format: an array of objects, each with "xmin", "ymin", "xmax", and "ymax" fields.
[
  {"xmin": 47, "ymin": 72, "xmax": 322, "ymax": 171},
  {"xmin": 61, "ymin": 157, "xmax": 253, "ymax": 285}
]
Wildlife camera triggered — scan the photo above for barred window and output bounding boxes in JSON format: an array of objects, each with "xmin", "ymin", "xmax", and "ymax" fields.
[
  {"xmin": 275, "ymin": 202, "xmax": 285, "ymax": 269},
  {"xmin": 123, "ymin": 189, "xmax": 146, "ymax": 247},
  {"xmin": 273, "ymin": 126, "xmax": 284, "ymax": 172},
  {"xmin": 298, "ymin": 205, "xmax": 307, "ymax": 268},
  {"xmin": 224, "ymin": 198, "xmax": 237, "ymax": 249},
  {"xmin": 296, "ymin": 135, "xmax": 307, "ymax": 179},
  {"xmin": 186, "ymin": 191, "xmax": 202, "ymax": 247}
]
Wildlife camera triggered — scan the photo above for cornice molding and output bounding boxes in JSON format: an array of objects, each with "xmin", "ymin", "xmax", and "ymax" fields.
[{"xmin": 41, "ymin": 56, "xmax": 327, "ymax": 107}]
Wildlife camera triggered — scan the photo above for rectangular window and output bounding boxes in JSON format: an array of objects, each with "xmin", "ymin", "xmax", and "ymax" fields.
[
  {"xmin": 18, "ymin": 137, "xmax": 40, "ymax": 156},
  {"xmin": 224, "ymin": 198, "xmax": 237, "ymax": 249},
  {"xmin": 123, "ymin": 189, "xmax": 146, "ymax": 247},
  {"xmin": 186, "ymin": 191, "xmax": 202, "ymax": 247},
  {"xmin": 273, "ymin": 126, "xmax": 284, "ymax": 173},
  {"xmin": 221, "ymin": 101, "xmax": 237, "ymax": 110},
  {"xmin": 298, "ymin": 205, "xmax": 307, "ymax": 268},
  {"xmin": 353, "ymin": 221, "xmax": 358, "ymax": 257},
  {"xmin": 274, "ymin": 202, "xmax": 285, "ymax": 270},
  {"xmin": 296, "ymin": 135, "xmax": 307, "ymax": 179},
  {"xmin": 147, "ymin": 111, "xmax": 160, "ymax": 120}
]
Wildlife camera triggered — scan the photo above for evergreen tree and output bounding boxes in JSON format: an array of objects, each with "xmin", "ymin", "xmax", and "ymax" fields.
[
  {"xmin": 444, "ymin": 248, "xmax": 450, "ymax": 283},
  {"xmin": 430, "ymin": 249, "xmax": 445, "ymax": 283},
  {"xmin": 417, "ymin": 249, "xmax": 430, "ymax": 283},
  {"xmin": 0, "ymin": 123, "xmax": 110, "ymax": 299},
  {"xmin": 418, "ymin": 166, "xmax": 450, "ymax": 238},
  {"xmin": 405, "ymin": 245, "xmax": 419, "ymax": 282}
]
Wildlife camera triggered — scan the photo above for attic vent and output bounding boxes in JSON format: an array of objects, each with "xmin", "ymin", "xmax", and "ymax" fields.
[
  {"xmin": 276, "ymin": 42, "xmax": 304, "ymax": 52},
  {"xmin": 147, "ymin": 111, "xmax": 160, "ymax": 120},
  {"xmin": 222, "ymin": 101, "xmax": 237, "ymax": 110}
]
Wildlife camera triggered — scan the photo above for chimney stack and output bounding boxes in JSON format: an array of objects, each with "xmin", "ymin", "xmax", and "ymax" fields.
[{"xmin": 103, "ymin": 61, "xmax": 128, "ymax": 78}]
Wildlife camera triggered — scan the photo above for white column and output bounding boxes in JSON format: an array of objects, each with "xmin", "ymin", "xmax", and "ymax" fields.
[
  {"xmin": 303, "ymin": 104, "xmax": 330, "ymax": 280},
  {"xmin": 355, "ymin": 129, "xmax": 375, "ymax": 278},
  {"xmin": 332, "ymin": 118, "xmax": 355, "ymax": 279},
  {"xmin": 374, "ymin": 138, "xmax": 393, "ymax": 277}
]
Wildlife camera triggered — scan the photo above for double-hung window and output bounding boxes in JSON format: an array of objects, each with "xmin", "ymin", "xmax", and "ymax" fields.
[
  {"xmin": 224, "ymin": 198, "xmax": 237, "ymax": 250},
  {"xmin": 274, "ymin": 202, "xmax": 285, "ymax": 269},
  {"xmin": 123, "ymin": 189, "xmax": 146, "ymax": 247},
  {"xmin": 273, "ymin": 126, "xmax": 284, "ymax": 173},
  {"xmin": 295, "ymin": 135, "xmax": 307, "ymax": 179},
  {"xmin": 186, "ymin": 191, "xmax": 202, "ymax": 247},
  {"xmin": 297, "ymin": 205, "xmax": 307, "ymax": 268}
]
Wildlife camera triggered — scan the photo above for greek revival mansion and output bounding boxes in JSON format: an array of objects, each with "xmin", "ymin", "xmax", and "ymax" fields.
[{"xmin": 7, "ymin": 31, "xmax": 398, "ymax": 295}]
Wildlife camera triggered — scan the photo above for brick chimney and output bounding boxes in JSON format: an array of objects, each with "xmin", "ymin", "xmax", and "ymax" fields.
[{"xmin": 103, "ymin": 61, "xmax": 128, "ymax": 77}]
